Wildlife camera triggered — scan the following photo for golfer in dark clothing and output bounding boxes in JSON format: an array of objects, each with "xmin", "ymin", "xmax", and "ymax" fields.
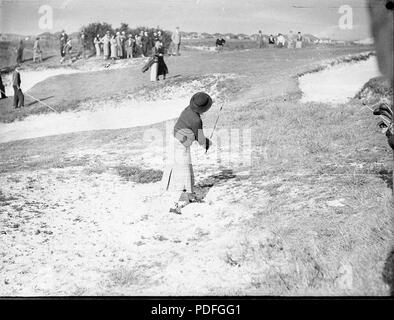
[
  {"xmin": 0, "ymin": 72, "xmax": 7, "ymax": 99},
  {"xmin": 12, "ymin": 68, "xmax": 24, "ymax": 108},
  {"xmin": 161, "ymin": 92, "xmax": 213, "ymax": 213}
]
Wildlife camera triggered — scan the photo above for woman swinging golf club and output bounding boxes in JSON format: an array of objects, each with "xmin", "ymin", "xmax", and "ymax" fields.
[{"xmin": 161, "ymin": 92, "xmax": 213, "ymax": 214}]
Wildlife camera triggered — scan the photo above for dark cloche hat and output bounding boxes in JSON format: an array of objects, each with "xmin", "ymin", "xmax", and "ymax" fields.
[{"xmin": 189, "ymin": 92, "xmax": 213, "ymax": 114}]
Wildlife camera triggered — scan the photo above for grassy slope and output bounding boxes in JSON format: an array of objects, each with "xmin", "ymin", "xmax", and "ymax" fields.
[{"xmin": 0, "ymin": 45, "xmax": 393, "ymax": 295}]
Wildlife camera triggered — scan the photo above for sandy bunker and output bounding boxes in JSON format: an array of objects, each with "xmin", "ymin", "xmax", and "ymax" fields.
[
  {"xmin": 299, "ymin": 56, "xmax": 381, "ymax": 104},
  {"xmin": 0, "ymin": 73, "xmax": 232, "ymax": 143}
]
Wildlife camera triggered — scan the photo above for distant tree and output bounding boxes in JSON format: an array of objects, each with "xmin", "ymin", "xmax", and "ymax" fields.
[
  {"xmin": 116, "ymin": 22, "xmax": 129, "ymax": 34},
  {"xmin": 79, "ymin": 22, "xmax": 172, "ymax": 52},
  {"xmin": 80, "ymin": 22, "xmax": 114, "ymax": 48},
  {"xmin": 129, "ymin": 25, "xmax": 172, "ymax": 51}
]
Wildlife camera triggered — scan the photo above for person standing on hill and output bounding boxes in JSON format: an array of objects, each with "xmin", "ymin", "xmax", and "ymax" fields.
[
  {"xmin": 152, "ymin": 41, "xmax": 168, "ymax": 81},
  {"xmin": 171, "ymin": 27, "xmax": 181, "ymax": 56},
  {"xmin": 157, "ymin": 30, "xmax": 164, "ymax": 43},
  {"xmin": 110, "ymin": 34, "xmax": 118, "ymax": 60},
  {"xmin": 257, "ymin": 30, "xmax": 264, "ymax": 48},
  {"xmin": 125, "ymin": 34, "xmax": 135, "ymax": 58},
  {"xmin": 141, "ymin": 31, "xmax": 150, "ymax": 57},
  {"xmin": 12, "ymin": 67, "xmax": 24, "ymax": 108},
  {"xmin": 161, "ymin": 92, "xmax": 213, "ymax": 214},
  {"xmin": 152, "ymin": 32, "xmax": 159, "ymax": 52},
  {"xmin": 296, "ymin": 31, "xmax": 303, "ymax": 49},
  {"xmin": 33, "ymin": 37, "xmax": 42, "ymax": 63},
  {"xmin": 60, "ymin": 38, "xmax": 72, "ymax": 63},
  {"xmin": 120, "ymin": 31, "xmax": 127, "ymax": 59},
  {"xmin": 135, "ymin": 34, "xmax": 143, "ymax": 57},
  {"xmin": 0, "ymin": 71, "xmax": 7, "ymax": 99},
  {"xmin": 94, "ymin": 34, "xmax": 102, "ymax": 57},
  {"xmin": 59, "ymin": 30, "xmax": 68, "ymax": 61},
  {"xmin": 16, "ymin": 40, "xmax": 24, "ymax": 65},
  {"xmin": 148, "ymin": 32, "xmax": 156, "ymax": 55},
  {"xmin": 115, "ymin": 32, "xmax": 123, "ymax": 58},
  {"xmin": 102, "ymin": 31, "xmax": 110, "ymax": 59},
  {"xmin": 79, "ymin": 31, "xmax": 88, "ymax": 59}
]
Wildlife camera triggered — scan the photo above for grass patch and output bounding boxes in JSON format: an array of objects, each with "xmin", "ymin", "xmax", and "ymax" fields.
[{"xmin": 115, "ymin": 165, "xmax": 163, "ymax": 184}]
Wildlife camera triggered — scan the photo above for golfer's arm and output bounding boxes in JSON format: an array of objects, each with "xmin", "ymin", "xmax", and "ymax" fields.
[{"xmin": 197, "ymin": 128, "xmax": 209, "ymax": 147}]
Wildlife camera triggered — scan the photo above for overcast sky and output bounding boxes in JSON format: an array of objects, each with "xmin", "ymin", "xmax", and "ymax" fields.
[{"xmin": 0, "ymin": 0, "xmax": 372, "ymax": 39}]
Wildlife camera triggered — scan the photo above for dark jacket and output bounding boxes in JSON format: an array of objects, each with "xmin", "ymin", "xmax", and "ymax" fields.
[
  {"xmin": 174, "ymin": 106, "xmax": 207, "ymax": 146},
  {"xmin": 152, "ymin": 46, "xmax": 168, "ymax": 76},
  {"xmin": 12, "ymin": 71, "xmax": 21, "ymax": 88}
]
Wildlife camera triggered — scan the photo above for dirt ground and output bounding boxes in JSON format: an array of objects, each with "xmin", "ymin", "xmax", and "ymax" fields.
[{"xmin": 0, "ymin": 44, "xmax": 393, "ymax": 296}]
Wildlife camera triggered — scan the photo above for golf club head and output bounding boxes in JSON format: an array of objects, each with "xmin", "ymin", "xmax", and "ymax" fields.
[
  {"xmin": 373, "ymin": 103, "xmax": 393, "ymax": 116},
  {"xmin": 373, "ymin": 108, "xmax": 393, "ymax": 121}
]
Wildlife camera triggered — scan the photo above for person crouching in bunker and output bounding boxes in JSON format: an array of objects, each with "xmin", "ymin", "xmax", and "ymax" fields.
[{"xmin": 161, "ymin": 92, "xmax": 213, "ymax": 214}]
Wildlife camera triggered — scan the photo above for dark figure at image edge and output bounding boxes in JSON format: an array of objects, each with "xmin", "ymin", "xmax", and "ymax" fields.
[
  {"xmin": 0, "ymin": 72, "xmax": 7, "ymax": 99},
  {"xmin": 12, "ymin": 68, "xmax": 24, "ymax": 108}
]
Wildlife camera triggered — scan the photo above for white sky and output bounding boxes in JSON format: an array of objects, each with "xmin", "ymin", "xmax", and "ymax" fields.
[{"xmin": 0, "ymin": 0, "xmax": 372, "ymax": 40}]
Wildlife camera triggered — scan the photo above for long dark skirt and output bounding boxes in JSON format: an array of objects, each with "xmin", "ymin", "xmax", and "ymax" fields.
[{"xmin": 157, "ymin": 56, "xmax": 168, "ymax": 77}]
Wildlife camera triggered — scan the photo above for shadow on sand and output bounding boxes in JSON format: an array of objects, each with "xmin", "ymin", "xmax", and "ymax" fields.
[
  {"xmin": 194, "ymin": 169, "xmax": 236, "ymax": 202},
  {"xmin": 25, "ymin": 96, "xmax": 55, "ymax": 107}
]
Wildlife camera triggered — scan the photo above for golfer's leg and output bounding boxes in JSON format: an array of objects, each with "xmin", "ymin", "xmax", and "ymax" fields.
[
  {"xmin": 18, "ymin": 90, "xmax": 24, "ymax": 107},
  {"xmin": 13, "ymin": 88, "xmax": 18, "ymax": 107},
  {"xmin": 0, "ymin": 83, "xmax": 6, "ymax": 98}
]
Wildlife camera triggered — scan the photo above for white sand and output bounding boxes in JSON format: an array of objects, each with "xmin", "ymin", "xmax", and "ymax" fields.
[
  {"xmin": 0, "ymin": 73, "xmax": 233, "ymax": 144},
  {"xmin": 2, "ymin": 58, "xmax": 140, "ymax": 96},
  {"xmin": 0, "ymin": 98, "xmax": 188, "ymax": 143},
  {"xmin": 0, "ymin": 129, "xmax": 256, "ymax": 295},
  {"xmin": 3, "ymin": 68, "xmax": 81, "ymax": 96},
  {"xmin": 184, "ymin": 45, "xmax": 217, "ymax": 52},
  {"xmin": 299, "ymin": 56, "xmax": 382, "ymax": 104}
]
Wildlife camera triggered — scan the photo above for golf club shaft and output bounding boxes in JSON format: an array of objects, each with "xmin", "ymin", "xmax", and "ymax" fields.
[
  {"xmin": 24, "ymin": 91, "xmax": 59, "ymax": 113},
  {"xmin": 0, "ymin": 87, "xmax": 58, "ymax": 113},
  {"xmin": 206, "ymin": 104, "xmax": 224, "ymax": 154}
]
